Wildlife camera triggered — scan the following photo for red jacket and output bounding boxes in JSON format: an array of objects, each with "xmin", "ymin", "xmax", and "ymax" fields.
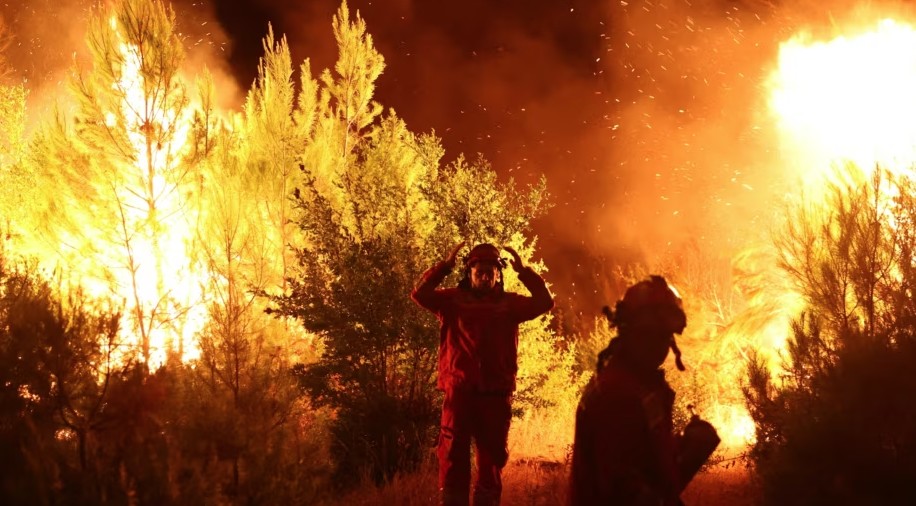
[
  {"xmin": 411, "ymin": 261, "xmax": 553, "ymax": 393},
  {"xmin": 570, "ymin": 359, "xmax": 682, "ymax": 506}
]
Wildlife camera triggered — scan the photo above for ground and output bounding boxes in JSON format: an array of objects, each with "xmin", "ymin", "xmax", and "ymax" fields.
[{"xmin": 324, "ymin": 458, "xmax": 761, "ymax": 505}]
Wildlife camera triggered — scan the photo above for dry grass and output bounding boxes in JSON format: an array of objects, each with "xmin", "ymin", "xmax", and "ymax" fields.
[
  {"xmin": 322, "ymin": 458, "xmax": 440, "ymax": 506},
  {"xmin": 507, "ymin": 409, "xmax": 575, "ymax": 463},
  {"xmin": 319, "ymin": 405, "xmax": 760, "ymax": 505},
  {"xmin": 682, "ymin": 462, "xmax": 761, "ymax": 506},
  {"xmin": 321, "ymin": 456, "xmax": 761, "ymax": 506}
]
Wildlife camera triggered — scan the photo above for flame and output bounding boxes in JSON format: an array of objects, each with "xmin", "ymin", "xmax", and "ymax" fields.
[
  {"xmin": 2, "ymin": 6, "xmax": 253, "ymax": 374},
  {"xmin": 764, "ymin": 17, "xmax": 916, "ymax": 358},
  {"xmin": 709, "ymin": 404, "xmax": 756, "ymax": 449},
  {"xmin": 92, "ymin": 21, "xmax": 205, "ymax": 369},
  {"xmin": 769, "ymin": 19, "xmax": 916, "ymax": 179},
  {"xmin": 692, "ymin": 18, "xmax": 916, "ymax": 453},
  {"xmin": 117, "ymin": 42, "xmax": 202, "ymax": 368}
]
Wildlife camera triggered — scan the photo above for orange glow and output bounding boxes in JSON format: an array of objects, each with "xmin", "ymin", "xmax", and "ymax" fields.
[
  {"xmin": 710, "ymin": 404, "xmax": 756, "ymax": 449},
  {"xmin": 697, "ymin": 18, "xmax": 916, "ymax": 452},
  {"xmin": 769, "ymin": 19, "xmax": 916, "ymax": 180},
  {"xmin": 107, "ymin": 36, "xmax": 204, "ymax": 369}
]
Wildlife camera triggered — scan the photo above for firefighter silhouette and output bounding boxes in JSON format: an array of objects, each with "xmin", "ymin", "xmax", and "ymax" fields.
[{"xmin": 570, "ymin": 275, "xmax": 719, "ymax": 506}]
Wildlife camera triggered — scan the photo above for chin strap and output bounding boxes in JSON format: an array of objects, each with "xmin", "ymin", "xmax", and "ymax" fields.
[{"xmin": 671, "ymin": 337, "xmax": 686, "ymax": 371}]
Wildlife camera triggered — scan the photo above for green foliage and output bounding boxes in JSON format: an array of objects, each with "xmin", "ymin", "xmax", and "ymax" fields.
[
  {"xmin": 266, "ymin": 1, "xmax": 566, "ymax": 485},
  {"xmin": 280, "ymin": 144, "xmax": 445, "ymax": 486},
  {"xmin": 240, "ymin": 26, "xmax": 314, "ymax": 291},
  {"xmin": 0, "ymin": 82, "xmax": 28, "ymax": 238},
  {"xmin": 744, "ymin": 168, "xmax": 916, "ymax": 505},
  {"xmin": 321, "ymin": 1, "xmax": 384, "ymax": 134}
]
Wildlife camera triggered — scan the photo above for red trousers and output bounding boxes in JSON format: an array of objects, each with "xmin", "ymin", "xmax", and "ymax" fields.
[{"xmin": 438, "ymin": 388, "xmax": 513, "ymax": 506}]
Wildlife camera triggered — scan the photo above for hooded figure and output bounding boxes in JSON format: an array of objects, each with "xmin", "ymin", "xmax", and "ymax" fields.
[
  {"xmin": 411, "ymin": 242, "xmax": 553, "ymax": 506},
  {"xmin": 570, "ymin": 275, "xmax": 689, "ymax": 506}
]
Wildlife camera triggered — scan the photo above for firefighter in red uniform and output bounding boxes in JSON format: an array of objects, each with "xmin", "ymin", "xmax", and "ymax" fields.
[
  {"xmin": 570, "ymin": 275, "xmax": 691, "ymax": 506},
  {"xmin": 411, "ymin": 242, "xmax": 554, "ymax": 506}
]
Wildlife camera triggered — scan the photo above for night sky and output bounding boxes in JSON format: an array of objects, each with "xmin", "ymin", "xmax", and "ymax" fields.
[
  {"xmin": 1, "ymin": 0, "xmax": 901, "ymax": 329},
  {"xmin": 199, "ymin": 0, "xmax": 780, "ymax": 326},
  {"xmin": 210, "ymin": 0, "xmax": 621, "ymax": 318}
]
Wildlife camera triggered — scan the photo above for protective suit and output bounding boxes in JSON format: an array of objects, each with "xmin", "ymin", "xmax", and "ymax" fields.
[
  {"xmin": 570, "ymin": 275, "xmax": 704, "ymax": 506},
  {"xmin": 571, "ymin": 359, "xmax": 682, "ymax": 505},
  {"xmin": 412, "ymin": 243, "xmax": 553, "ymax": 506}
]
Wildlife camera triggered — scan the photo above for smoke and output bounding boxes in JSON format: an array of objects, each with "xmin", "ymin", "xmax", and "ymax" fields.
[
  {"xmin": 0, "ymin": 0, "xmax": 239, "ymax": 121},
  {"xmin": 5, "ymin": 0, "xmax": 916, "ymax": 329},
  {"xmin": 0, "ymin": 0, "xmax": 89, "ymax": 117},
  {"xmin": 225, "ymin": 0, "xmax": 621, "ymax": 319},
  {"xmin": 210, "ymin": 0, "xmax": 792, "ymax": 316},
  {"xmin": 169, "ymin": 0, "xmax": 242, "ymax": 109}
]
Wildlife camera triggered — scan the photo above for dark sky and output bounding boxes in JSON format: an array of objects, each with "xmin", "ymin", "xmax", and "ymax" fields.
[
  {"xmin": 3, "ymin": 0, "xmax": 905, "ymax": 330},
  {"xmin": 214, "ymin": 1, "xmax": 673, "ymax": 327},
  {"xmin": 201, "ymin": 0, "xmax": 789, "ymax": 327}
]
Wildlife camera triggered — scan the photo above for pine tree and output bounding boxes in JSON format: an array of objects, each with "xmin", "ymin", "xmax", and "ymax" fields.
[
  {"xmin": 149, "ymin": 27, "xmax": 332, "ymax": 503},
  {"xmin": 241, "ymin": 26, "xmax": 315, "ymax": 292},
  {"xmin": 744, "ymin": 167, "xmax": 916, "ymax": 504},
  {"xmin": 267, "ymin": 2, "xmax": 564, "ymax": 484},
  {"xmin": 27, "ymin": 0, "xmax": 200, "ymax": 368}
]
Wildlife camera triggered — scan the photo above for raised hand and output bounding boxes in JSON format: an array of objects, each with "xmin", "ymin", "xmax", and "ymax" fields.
[
  {"xmin": 445, "ymin": 241, "xmax": 466, "ymax": 270},
  {"xmin": 503, "ymin": 245, "xmax": 524, "ymax": 272}
]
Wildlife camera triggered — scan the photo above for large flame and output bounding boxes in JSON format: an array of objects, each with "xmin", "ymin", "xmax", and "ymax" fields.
[
  {"xmin": 769, "ymin": 19, "xmax": 916, "ymax": 178},
  {"xmin": 110, "ymin": 38, "xmax": 204, "ymax": 368},
  {"xmin": 109, "ymin": 30, "xmax": 205, "ymax": 368},
  {"xmin": 75, "ymin": 15, "xmax": 208, "ymax": 370},
  {"xmin": 696, "ymin": 18, "xmax": 916, "ymax": 452},
  {"xmin": 764, "ymin": 17, "xmax": 916, "ymax": 356}
]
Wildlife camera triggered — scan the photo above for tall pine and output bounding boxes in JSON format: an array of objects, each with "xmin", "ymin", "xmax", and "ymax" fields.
[
  {"xmin": 745, "ymin": 167, "xmax": 916, "ymax": 504},
  {"xmin": 269, "ymin": 2, "xmax": 562, "ymax": 485},
  {"xmin": 27, "ymin": 0, "xmax": 200, "ymax": 368}
]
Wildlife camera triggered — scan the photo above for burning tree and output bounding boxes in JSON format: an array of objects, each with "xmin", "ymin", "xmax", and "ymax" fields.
[
  {"xmin": 744, "ymin": 168, "xmax": 916, "ymax": 505},
  {"xmin": 172, "ymin": 40, "xmax": 330, "ymax": 501},
  {"xmin": 27, "ymin": 0, "xmax": 202, "ymax": 369}
]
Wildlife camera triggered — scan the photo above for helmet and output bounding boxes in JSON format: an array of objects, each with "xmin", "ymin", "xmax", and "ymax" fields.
[
  {"xmin": 613, "ymin": 275, "xmax": 686, "ymax": 335},
  {"xmin": 605, "ymin": 275, "xmax": 688, "ymax": 371},
  {"xmin": 597, "ymin": 275, "xmax": 688, "ymax": 371},
  {"xmin": 464, "ymin": 243, "xmax": 506, "ymax": 268}
]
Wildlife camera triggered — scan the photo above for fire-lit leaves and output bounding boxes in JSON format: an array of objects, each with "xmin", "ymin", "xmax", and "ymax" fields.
[
  {"xmin": 744, "ymin": 169, "xmax": 916, "ymax": 503},
  {"xmin": 21, "ymin": 0, "xmax": 207, "ymax": 369}
]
